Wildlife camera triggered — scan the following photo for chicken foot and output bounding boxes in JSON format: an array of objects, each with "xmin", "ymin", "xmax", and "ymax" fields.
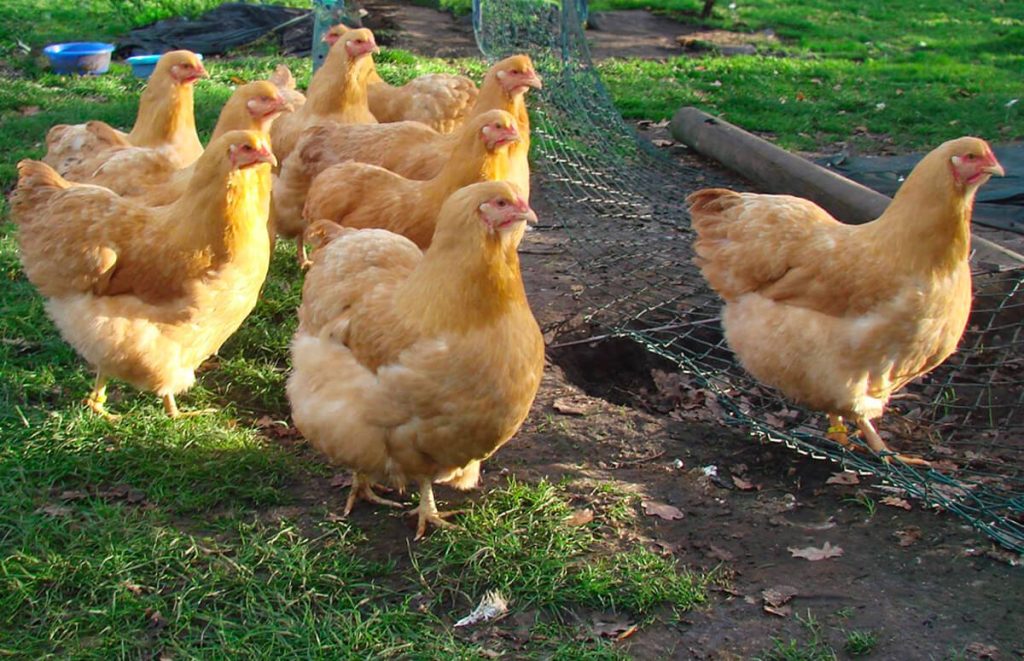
[
  {"xmin": 853, "ymin": 417, "xmax": 932, "ymax": 467},
  {"xmin": 296, "ymin": 235, "xmax": 312, "ymax": 270},
  {"xmin": 412, "ymin": 480, "xmax": 464, "ymax": 541},
  {"xmin": 162, "ymin": 394, "xmax": 217, "ymax": 419},
  {"xmin": 343, "ymin": 472, "xmax": 404, "ymax": 517},
  {"xmin": 84, "ymin": 374, "xmax": 121, "ymax": 421},
  {"xmin": 825, "ymin": 414, "xmax": 861, "ymax": 447}
]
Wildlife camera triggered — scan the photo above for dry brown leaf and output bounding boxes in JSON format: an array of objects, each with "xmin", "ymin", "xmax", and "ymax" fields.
[
  {"xmin": 707, "ymin": 544, "xmax": 734, "ymax": 563},
  {"xmin": 826, "ymin": 471, "xmax": 860, "ymax": 486},
  {"xmin": 761, "ymin": 585, "xmax": 798, "ymax": 608},
  {"xmin": 651, "ymin": 138, "xmax": 675, "ymax": 147},
  {"xmin": 965, "ymin": 642, "xmax": 999, "ymax": 659},
  {"xmin": 121, "ymin": 581, "xmax": 145, "ymax": 595},
  {"xmin": 652, "ymin": 119, "xmax": 671, "ymax": 128},
  {"xmin": 880, "ymin": 496, "xmax": 912, "ymax": 511},
  {"xmin": 592, "ymin": 615, "xmax": 635, "ymax": 639},
  {"xmin": 553, "ymin": 396, "xmax": 592, "ymax": 416},
  {"xmin": 788, "ymin": 541, "xmax": 844, "ymax": 561},
  {"xmin": 59, "ymin": 489, "xmax": 89, "ymax": 501},
  {"xmin": 18, "ymin": 105, "xmax": 40, "ymax": 116},
  {"xmin": 565, "ymin": 508, "xmax": 595, "ymax": 527},
  {"xmin": 764, "ymin": 604, "xmax": 792, "ymax": 617},
  {"xmin": 254, "ymin": 415, "xmax": 275, "ymax": 428},
  {"xmin": 642, "ymin": 500, "xmax": 684, "ymax": 520},
  {"xmin": 37, "ymin": 503, "xmax": 72, "ymax": 517},
  {"xmin": 732, "ymin": 476, "xmax": 758, "ymax": 491},
  {"xmin": 145, "ymin": 608, "xmax": 168, "ymax": 630},
  {"xmin": 894, "ymin": 527, "xmax": 922, "ymax": 547},
  {"xmin": 329, "ymin": 473, "xmax": 352, "ymax": 489}
]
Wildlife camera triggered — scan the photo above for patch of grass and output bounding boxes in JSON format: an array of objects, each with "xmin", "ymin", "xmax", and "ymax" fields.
[
  {"xmin": 843, "ymin": 491, "xmax": 877, "ymax": 519},
  {"xmin": 844, "ymin": 629, "xmax": 879, "ymax": 657},
  {"xmin": 757, "ymin": 610, "xmax": 838, "ymax": 661},
  {"xmin": 420, "ymin": 479, "xmax": 708, "ymax": 615}
]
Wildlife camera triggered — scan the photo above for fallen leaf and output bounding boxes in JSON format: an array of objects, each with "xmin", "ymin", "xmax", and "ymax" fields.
[
  {"xmin": 615, "ymin": 624, "xmax": 639, "ymax": 641},
  {"xmin": 18, "ymin": 105, "xmax": 40, "ymax": 116},
  {"xmin": 565, "ymin": 508, "xmax": 594, "ymax": 527},
  {"xmin": 121, "ymin": 580, "xmax": 145, "ymax": 595},
  {"xmin": 59, "ymin": 489, "xmax": 89, "ymax": 501},
  {"xmin": 732, "ymin": 476, "xmax": 758, "ymax": 491},
  {"xmin": 788, "ymin": 542, "xmax": 844, "ymax": 561},
  {"xmin": 329, "ymin": 473, "xmax": 352, "ymax": 489},
  {"xmin": 880, "ymin": 496, "xmax": 911, "ymax": 511},
  {"xmin": 254, "ymin": 415, "xmax": 275, "ymax": 428},
  {"xmin": 642, "ymin": 500, "xmax": 684, "ymax": 520},
  {"xmin": 894, "ymin": 527, "xmax": 922, "ymax": 547},
  {"xmin": 707, "ymin": 544, "xmax": 734, "ymax": 563},
  {"xmin": 826, "ymin": 471, "xmax": 860, "ymax": 486},
  {"xmin": 553, "ymin": 396, "xmax": 592, "ymax": 416},
  {"xmin": 652, "ymin": 139, "xmax": 675, "ymax": 147},
  {"xmin": 795, "ymin": 91, "xmax": 805, "ymax": 101},
  {"xmin": 653, "ymin": 119, "xmax": 670, "ymax": 128},
  {"xmin": 37, "ymin": 503, "xmax": 72, "ymax": 517},
  {"xmin": 591, "ymin": 615, "xmax": 634, "ymax": 639},
  {"xmin": 761, "ymin": 585, "xmax": 798, "ymax": 608},
  {"xmin": 145, "ymin": 608, "xmax": 168, "ymax": 630},
  {"xmin": 764, "ymin": 604, "xmax": 792, "ymax": 617},
  {"xmin": 230, "ymin": 75, "xmax": 247, "ymax": 85},
  {"xmin": 965, "ymin": 642, "xmax": 999, "ymax": 659}
]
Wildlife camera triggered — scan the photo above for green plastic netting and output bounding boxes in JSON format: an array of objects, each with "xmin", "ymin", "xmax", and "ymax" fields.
[{"xmin": 469, "ymin": 0, "xmax": 1024, "ymax": 553}]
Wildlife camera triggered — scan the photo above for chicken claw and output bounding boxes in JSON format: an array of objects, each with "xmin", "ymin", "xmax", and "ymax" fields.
[
  {"xmin": 162, "ymin": 394, "xmax": 217, "ymax": 419},
  {"xmin": 412, "ymin": 481, "xmax": 463, "ymax": 540},
  {"xmin": 84, "ymin": 374, "xmax": 121, "ymax": 421},
  {"xmin": 854, "ymin": 417, "xmax": 932, "ymax": 468},
  {"xmin": 343, "ymin": 472, "xmax": 404, "ymax": 516}
]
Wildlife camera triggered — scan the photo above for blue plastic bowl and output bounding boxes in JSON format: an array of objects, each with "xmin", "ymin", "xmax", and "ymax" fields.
[
  {"xmin": 43, "ymin": 42, "xmax": 115, "ymax": 75},
  {"xmin": 126, "ymin": 52, "xmax": 203, "ymax": 79}
]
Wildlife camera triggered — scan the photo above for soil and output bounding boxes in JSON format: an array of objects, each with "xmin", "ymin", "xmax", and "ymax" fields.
[{"xmin": 314, "ymin": 1, "xmax": 1024, "ymax": 657}]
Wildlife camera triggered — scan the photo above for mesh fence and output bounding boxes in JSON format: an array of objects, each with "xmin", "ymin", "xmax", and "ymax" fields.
[{"xmin": 466, "ymin": 0, "xmax": 1024, "ymax": 552}]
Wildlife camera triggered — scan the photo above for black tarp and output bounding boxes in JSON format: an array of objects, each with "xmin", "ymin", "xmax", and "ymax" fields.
[
  {"xmin": 115, "ymin": 3, "xmax": 316, "ymax": 57},
  {"xmin": 819, "ymin": 144, "xmax": 1024, "ymax": 235}
]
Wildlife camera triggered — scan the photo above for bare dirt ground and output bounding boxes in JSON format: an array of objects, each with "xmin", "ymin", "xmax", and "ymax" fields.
[{"xmin": 337, "ymin": 2, "xmax": 1024, "ymax": 657}]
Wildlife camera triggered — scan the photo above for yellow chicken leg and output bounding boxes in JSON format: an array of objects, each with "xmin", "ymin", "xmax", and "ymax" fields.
[
  {"xmin": 854, "ymin": 417, "xmax": 931, "ymax": 467},
  {"xmin": 412, "ymin": 481, "xmax": 463, "ymax": 541},
  {"xmin": 84, "ymin": 374, "xmax": 120, "ymax": 421},
  {"xmin": 296, "ymin": 235, "xmax": 312, "ymax": 270},
  {"xmin": 162, "ymin": 394, "xmax": 217, "ymax": 419},
  {"xmin": 343, "ymin": 472, "xmax": 404, "ymax": 516}
]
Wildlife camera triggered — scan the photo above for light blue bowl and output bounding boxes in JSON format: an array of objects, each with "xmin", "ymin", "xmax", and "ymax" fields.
[
  {"xmin": 126, "ymin": 52, "xmax": 203, "ymax": 79},
  {"xmin": 43, "ymin": 42, "xmax": 115, "ymax": 75}
]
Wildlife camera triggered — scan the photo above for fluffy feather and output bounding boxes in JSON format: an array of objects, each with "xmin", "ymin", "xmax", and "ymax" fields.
[
  {"xmin": 688, "ymin": 136, "xmax": 1004, "ymax": 464},
  {"xmin": 269, "ymin": 28, "xmax": 378, "ymax": 167},
  {"xmin": 288, "ymin": 181, "xmax": 544, "ymax": 538},
  {"xmin": 271, "ymin": 54, "xmax": 540, "ymax": 234},
  {"xmin": 12, "ymin": 130, "xmax": 275, "ymax": 418},
  {"xmin": 287, "ymin": 109, "xmax": 518, "ymax": 264},
  {"xmin": 45, "ymin": 51, "xmax": 207, "ymax": 177}
]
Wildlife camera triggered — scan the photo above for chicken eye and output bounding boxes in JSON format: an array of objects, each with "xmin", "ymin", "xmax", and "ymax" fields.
[
  {"xmin": 497, "ymin": 200, "xmax": 508, "ymax": 208},
  {"xmin": 966, "ymin": 153, "xmax": 977, "ymax": 160}
]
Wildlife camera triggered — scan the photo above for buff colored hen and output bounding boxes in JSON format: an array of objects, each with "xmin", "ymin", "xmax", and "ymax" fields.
[
  {"xmin": 45, "ymin": 51, "xmax": 208, "ymax": 177},
  {"xmin": 271, "ymin": 54, "xmax": 541, "ymax": 234},
  {"xmin": 688, "ymin": 137, "xmax": 1005, "ymax": 466},
  {"xmin": 269, "ymin": 27, "xmax": 378, "ymax": 167},
  {"xmin": 79, "ymin": 80, "xmax": 292, "ymax": 205},
  {"xmin": 284, "ymin": 109, "xmax": 519, "ymax": 265},
  {"xmin": 326, "ymin": 24, "xmax": 477, "ymax": 133},
  {"xmin": 287, "ymin": 181, "xmax": 544, "ymax": 538},
  {"xmin": 11, "ymin": 130, "xmax": 275, "ymax": 419}
]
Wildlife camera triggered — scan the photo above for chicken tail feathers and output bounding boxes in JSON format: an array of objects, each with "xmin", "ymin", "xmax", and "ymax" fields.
[
  {"xmin": 438, "ymin": 459, "xmax": 481, "ymax": 490},
  {"xmin": 10, "ymin": 160, "xmax": 71, "ymax": 224}
]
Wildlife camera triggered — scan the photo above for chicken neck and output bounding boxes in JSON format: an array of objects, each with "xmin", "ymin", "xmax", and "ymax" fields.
[
  {"xmin": 127, "ymin": 76, "xmax": 200, "ymax": 154},
  {"xmin": 306, "ymin": 52, "xmax": 372, "ymax": 118}
]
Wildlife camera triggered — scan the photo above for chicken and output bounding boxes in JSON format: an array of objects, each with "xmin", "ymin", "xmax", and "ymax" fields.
[
  {"xmin": 271, "ymin": 55, "xmax": 541, "ymax": 234},
  {"xmin": 283, "ymin": 109, "xmax": 519, "ymax": 265},
  {"xmin": 11, "ymin": 130, "xmax": 275, "ymax": 419},
  {"xmin": 269, "ymin": 27, "xmax": 378, "ymax": 167},
  {"xmin": 79, "ymin": 80, "xmax": 292, "ymax": 205},
  {"xmin": 269, "ymin": 63, "xmax": 306, "ymax": 111},
  {"xmin": 287, "ymin": 181, "xmax": 544, "ymax": 538},
  {"xmin": 687, "ymin": 136, "xmax": 1005, "ymax": 466},
  {"xmin": 45, "ymin": 51, "xmax": 208, "ymax": 176},
  {"xmin": 326, "ymin": 24, "xmax": 477, "ymax": 133}
]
